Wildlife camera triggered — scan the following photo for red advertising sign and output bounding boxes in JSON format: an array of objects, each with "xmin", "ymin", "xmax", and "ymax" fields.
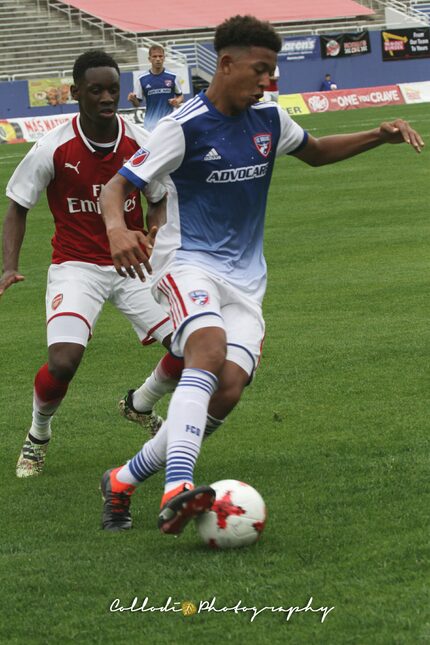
[{"xmin": 302, "ymin": 85, "xmax": 405, "ymax": 112}]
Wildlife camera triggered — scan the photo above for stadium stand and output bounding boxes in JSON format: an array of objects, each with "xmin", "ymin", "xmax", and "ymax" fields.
[
  {"xmin": 61, "ymin": 0, "xmax": 375, "ymax": 32},
  {"xmin": 410, "ymin": 0, "xmax": 430, "ymax": 21},
  {"xmin": 0, "ymin": 0, "xmax": 136, "ymax": 79},
  {"xmin": 0, "ymin": 0, "xmax": 426, "ymax": 82}
]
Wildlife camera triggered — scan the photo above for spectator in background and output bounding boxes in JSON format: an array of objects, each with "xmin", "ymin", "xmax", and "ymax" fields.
[
  {"xmin": 263, "ymin": 64, "xmax": 279, "ymax": 102},
  {"xmin": 127, "ymin": 44, "xmax": 184, "ymax": 131},
  {"xmin": 320, "ymin": 73, "xmax": 337, "ymax": 91}
]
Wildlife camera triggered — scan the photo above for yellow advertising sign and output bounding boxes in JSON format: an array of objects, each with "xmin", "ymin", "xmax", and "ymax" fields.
[
  {"xmin": 278, "ymin": 94, "xmax": 310, "ymax": 116},
  {"xmin": 28, "ymin": 78, "xmax": 75, "ymax": 107}
]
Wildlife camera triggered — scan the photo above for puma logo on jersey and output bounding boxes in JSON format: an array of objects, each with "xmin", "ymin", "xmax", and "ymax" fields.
[
  {"xmin": 204, "ymin": 148, "xmax": 221, "ymax": 161},
  {"xmin": 65, "ymin": 161, "xmax": 81, "ymax": 174}
]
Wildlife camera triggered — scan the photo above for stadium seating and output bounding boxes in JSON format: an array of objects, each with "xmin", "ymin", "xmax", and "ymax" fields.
[
  {"xmin": 0, "ymin": 0, "xmax": 135, "ymax": 79},
  {"xmin": 410, "ymin": 0, "xmax": 430, "ymax": 21},
  {"xmin": 1, "ymin": 0, "xmax": 425, "ymax": 82}
]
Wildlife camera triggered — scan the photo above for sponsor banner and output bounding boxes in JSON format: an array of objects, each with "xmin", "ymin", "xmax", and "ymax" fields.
[
  {"xmin": 28, "ymin": 78, "xmax": 75, "ymax": 107},
  {"xmin": 381, "ymin": 28, "xmax": 430, "ymax": 60},
  {"xmin": 302, "ymin": 85, "xmax": 404, "ymax": 112},
  {"xmin": 399, "ymin": 80, "xmax": 430, "ymax": 103},
  {"xmin": 320, "ymin": 31, "xmax": 371, "ymax": 58},
  {"xmin": 0, "ymin": 109, "xmax": 145, "ymax": 144},
  {"xmin": 0, "ymin": 114, "xmax": 74, "ymax": 143},
  {"xmin": 278, "ymin": 94, "xmax": 310, "ymax": 116},
  {"xmin": 279, "ymin": 36, "xmax": 319, "ymax": 61},
  {"xmin": 118, "ymin": 107, "xmax": 146, "ymax": 124}
]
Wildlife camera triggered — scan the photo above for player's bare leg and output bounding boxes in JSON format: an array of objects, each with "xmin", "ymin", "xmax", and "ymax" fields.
[{"xmin": 16, "ymin": 343, "xmax": 84, "ymax": 477}]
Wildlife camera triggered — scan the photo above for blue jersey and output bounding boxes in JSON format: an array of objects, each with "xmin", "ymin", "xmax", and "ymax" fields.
[
  {"xmin": 133, "ymin": 69, "xmax": 182, "ymax": 132},
  {"xmin": 120, "ymin": 92, "xmax": 307, "ymax": 303}
]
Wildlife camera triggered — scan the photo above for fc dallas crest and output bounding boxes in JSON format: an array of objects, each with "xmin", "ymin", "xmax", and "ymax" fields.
[
  {"xmin": 188, "ymin": 290, "xmax": 209, "ymax": 305},
  {"xmin": 130, "ymin": 147, "xmax": 150, "ymax": 167},
  {"xmin": 253, "ymin": 133, "xmax": 272, "ymax": 157}
]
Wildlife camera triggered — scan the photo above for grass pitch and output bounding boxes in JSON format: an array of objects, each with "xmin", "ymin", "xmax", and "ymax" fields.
[{"xmin": 0, "ymin": 104, "xmax": 429, "ymax": 644}]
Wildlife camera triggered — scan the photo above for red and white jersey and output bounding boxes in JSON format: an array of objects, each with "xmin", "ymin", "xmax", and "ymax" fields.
[{"xmin": 6, "ymin": 114, "xmax": 165, "ymax": 265}]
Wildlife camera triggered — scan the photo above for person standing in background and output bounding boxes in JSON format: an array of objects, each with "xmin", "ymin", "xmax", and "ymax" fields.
[
  {"xmin": 127, "ymin": 45, "xmax": 184, "ymax": 131},
  {"xmin": 320, "ymin": 73, "xmax": 337, "ymax": 91}
]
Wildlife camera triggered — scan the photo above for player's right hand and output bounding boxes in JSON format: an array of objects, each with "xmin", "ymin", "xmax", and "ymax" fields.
[
  {"xmin": 107, "ymin": 227, "xmax": 153, "ymax": 281},
  {"xmin": 0, "ymin": 270, "xmax": 25, "ymax": 298}
]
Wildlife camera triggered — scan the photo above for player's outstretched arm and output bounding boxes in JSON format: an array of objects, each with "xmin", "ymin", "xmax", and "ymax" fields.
[
  {"xmin": 0, "ymin": 200, "xmax": 28, "ymax": 299},
  {"xmin": 100, "ymin": 174, "xmax": 153, "ymax": 281},
  {"xmin": 293, "ymin": 119, "xmax": 424, "ymax": 167}
]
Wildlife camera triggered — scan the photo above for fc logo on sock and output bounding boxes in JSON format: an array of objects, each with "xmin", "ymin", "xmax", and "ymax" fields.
[{"xmin": 185, "ymin": 424, "xmax": 201, "ymax": 436}]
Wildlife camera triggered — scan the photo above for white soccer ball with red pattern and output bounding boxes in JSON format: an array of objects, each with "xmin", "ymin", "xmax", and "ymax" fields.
[{"xmin": 196, "ymin": 479, "xmax": 266, "ymax": 548}]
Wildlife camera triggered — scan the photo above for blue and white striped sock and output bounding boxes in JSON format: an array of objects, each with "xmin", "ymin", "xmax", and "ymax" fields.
[
  {"xmin": 116, "ymin": 421, "xmax": 168, "ymax": 485},
  {"xmin": 164, "ymin": 368, "xmax": 218, "ymax": 493}
]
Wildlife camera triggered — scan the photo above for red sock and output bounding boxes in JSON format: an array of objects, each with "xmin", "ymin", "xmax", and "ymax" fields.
[
  {"xmin": 158, "ymin": 354, "xmax": 184, "ymax": 381},
  {"xmin": 34, "ymin": 363, "xmax": 69, "ymax": 405}
]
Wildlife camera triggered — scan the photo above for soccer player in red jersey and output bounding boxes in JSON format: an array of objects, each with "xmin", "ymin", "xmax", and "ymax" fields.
[{"xmin": 0, "ymin": 50, "xmax": 184, "ymax": 478}]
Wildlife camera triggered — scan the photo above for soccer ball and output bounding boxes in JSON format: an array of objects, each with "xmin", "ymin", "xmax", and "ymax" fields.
[
  {"xmin": 195, "ymin": 479, "xmax": 266, "ymax": 548},
  {"xmin": 330, "ymin": 83, "xmax": 338, "ymax": 90}
]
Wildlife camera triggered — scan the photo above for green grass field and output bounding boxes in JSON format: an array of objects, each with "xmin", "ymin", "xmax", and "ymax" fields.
[{"xmin": 0, "ymin": 104, "xmax": 429, "ymax": 644}]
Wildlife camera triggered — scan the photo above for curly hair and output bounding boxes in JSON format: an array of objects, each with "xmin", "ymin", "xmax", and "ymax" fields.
[
  {"xmin": 73, "ymin": 50, "xmax": 120, "ymax": 84},
  {"xmin": 214, "ymin": 15, "xmax": 281, "ymax": 54}
]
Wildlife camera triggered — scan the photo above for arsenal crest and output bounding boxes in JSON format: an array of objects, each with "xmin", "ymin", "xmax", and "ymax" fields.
[
  {"xmin": 189, "ymin": 290, "xmax": 209, "ymax": 305},
  {"xmin": 130, "ymin": 147, "xmax": 150, "ymax": 167},
  {"xmin": 253, "ymin": 133, "xmax": 272, "ymax": 158},
  {"xmin": 51, "ymin": 293, "xmax": 63, "ymax": 310}
]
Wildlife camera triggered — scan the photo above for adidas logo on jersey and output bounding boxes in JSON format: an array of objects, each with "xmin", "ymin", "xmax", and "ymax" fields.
[{"xmin": 204, "ymin": 148, "xmax": 221, "ymax": 161}]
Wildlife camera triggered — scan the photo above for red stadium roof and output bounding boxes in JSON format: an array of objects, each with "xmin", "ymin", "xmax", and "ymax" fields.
[{"xmin": 64, "ymin": 0, "xmax": 374, "ymax": 32}]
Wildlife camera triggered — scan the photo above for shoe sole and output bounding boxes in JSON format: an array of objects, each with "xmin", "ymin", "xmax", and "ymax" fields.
[
  {"xmin": 100, "ymin": 471, "xmax": 132, "ymax": 531},
  {"xmin": 158, "ymin": 486, "xmax": 215, "ymax": 535}
]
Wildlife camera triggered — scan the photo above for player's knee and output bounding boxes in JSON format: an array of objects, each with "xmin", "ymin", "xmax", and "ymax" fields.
[
  {"xmin": 48, "ymin": 345, "xmax": 83, "ymax": 382},
  {"xmin": 185, "ymin": 328, "xmax": 227, "ymax": 375},
  {"xmin": 203, "ymin": 344, "xmax": 227, "ymax": 374},
  {"xmin": 216, "ymin": 380, "xmax": 244, "ymax": 416}
]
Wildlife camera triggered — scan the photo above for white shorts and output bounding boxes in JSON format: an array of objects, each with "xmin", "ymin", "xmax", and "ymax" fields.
[
  {"xmin": 46, "ymin": 261, "xmax": 172, "ymax": 347},
  {"xmin": 155, "ymin": 266, "xmax": 265, "ymax": 377}
]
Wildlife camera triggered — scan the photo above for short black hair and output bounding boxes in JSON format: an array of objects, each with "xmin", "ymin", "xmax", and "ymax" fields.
[
  {"xmin": 73, "ymin": 50, "xmax": 120, "ymax": 84},
  {"xmin": 214, "ymin": 15, "xmax": 281, "ymax": 54}
]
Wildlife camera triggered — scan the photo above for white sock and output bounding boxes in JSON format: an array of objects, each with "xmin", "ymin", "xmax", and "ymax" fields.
[
  {"xmin": 132, "ymin": 373, "xmax": 177, "ymax": 413},
  {"xmin": 164, "ymin": 369, "xmax": 218, "ymax": 494},
  {"xmin": 30, "ymin": 395, "xmax": 53, "ymax": 441},
  {"xmin": 117, "ymin": 421, "xmax": 168, "ymax": 485},
  {"xmin": 204, "ymin": 414, "xmax": 224, "ymax": 438}
]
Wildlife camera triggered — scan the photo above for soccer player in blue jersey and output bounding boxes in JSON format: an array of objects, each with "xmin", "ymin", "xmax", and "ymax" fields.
[
  {"xmin": 99, "ymin": 15, "xmax": 424, "ymax": 533},
  {"xmin": 127, "ymin": 44, "xmax": 184, "ymax": 131}
]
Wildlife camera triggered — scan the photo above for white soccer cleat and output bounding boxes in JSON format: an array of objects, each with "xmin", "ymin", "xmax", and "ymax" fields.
[
  {"xmin": 119, "ymin": 389, "xmax": 163, "ymax": 436},
  {"xmin": 16, "ymin": 433, "xmax": 49, "ymax": 478}
]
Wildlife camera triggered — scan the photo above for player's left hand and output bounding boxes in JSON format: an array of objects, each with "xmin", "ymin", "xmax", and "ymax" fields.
[
  {"xmin": 379, "ymin": 119, "xmax": 424, "ymax": 153},
  {"xmin": 107, "ymin": 227, "xmax": 154, "ymax": 280},
  {"xmin": 168, "ymin": 98, "xmax": 180, "ymax": 108}
]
